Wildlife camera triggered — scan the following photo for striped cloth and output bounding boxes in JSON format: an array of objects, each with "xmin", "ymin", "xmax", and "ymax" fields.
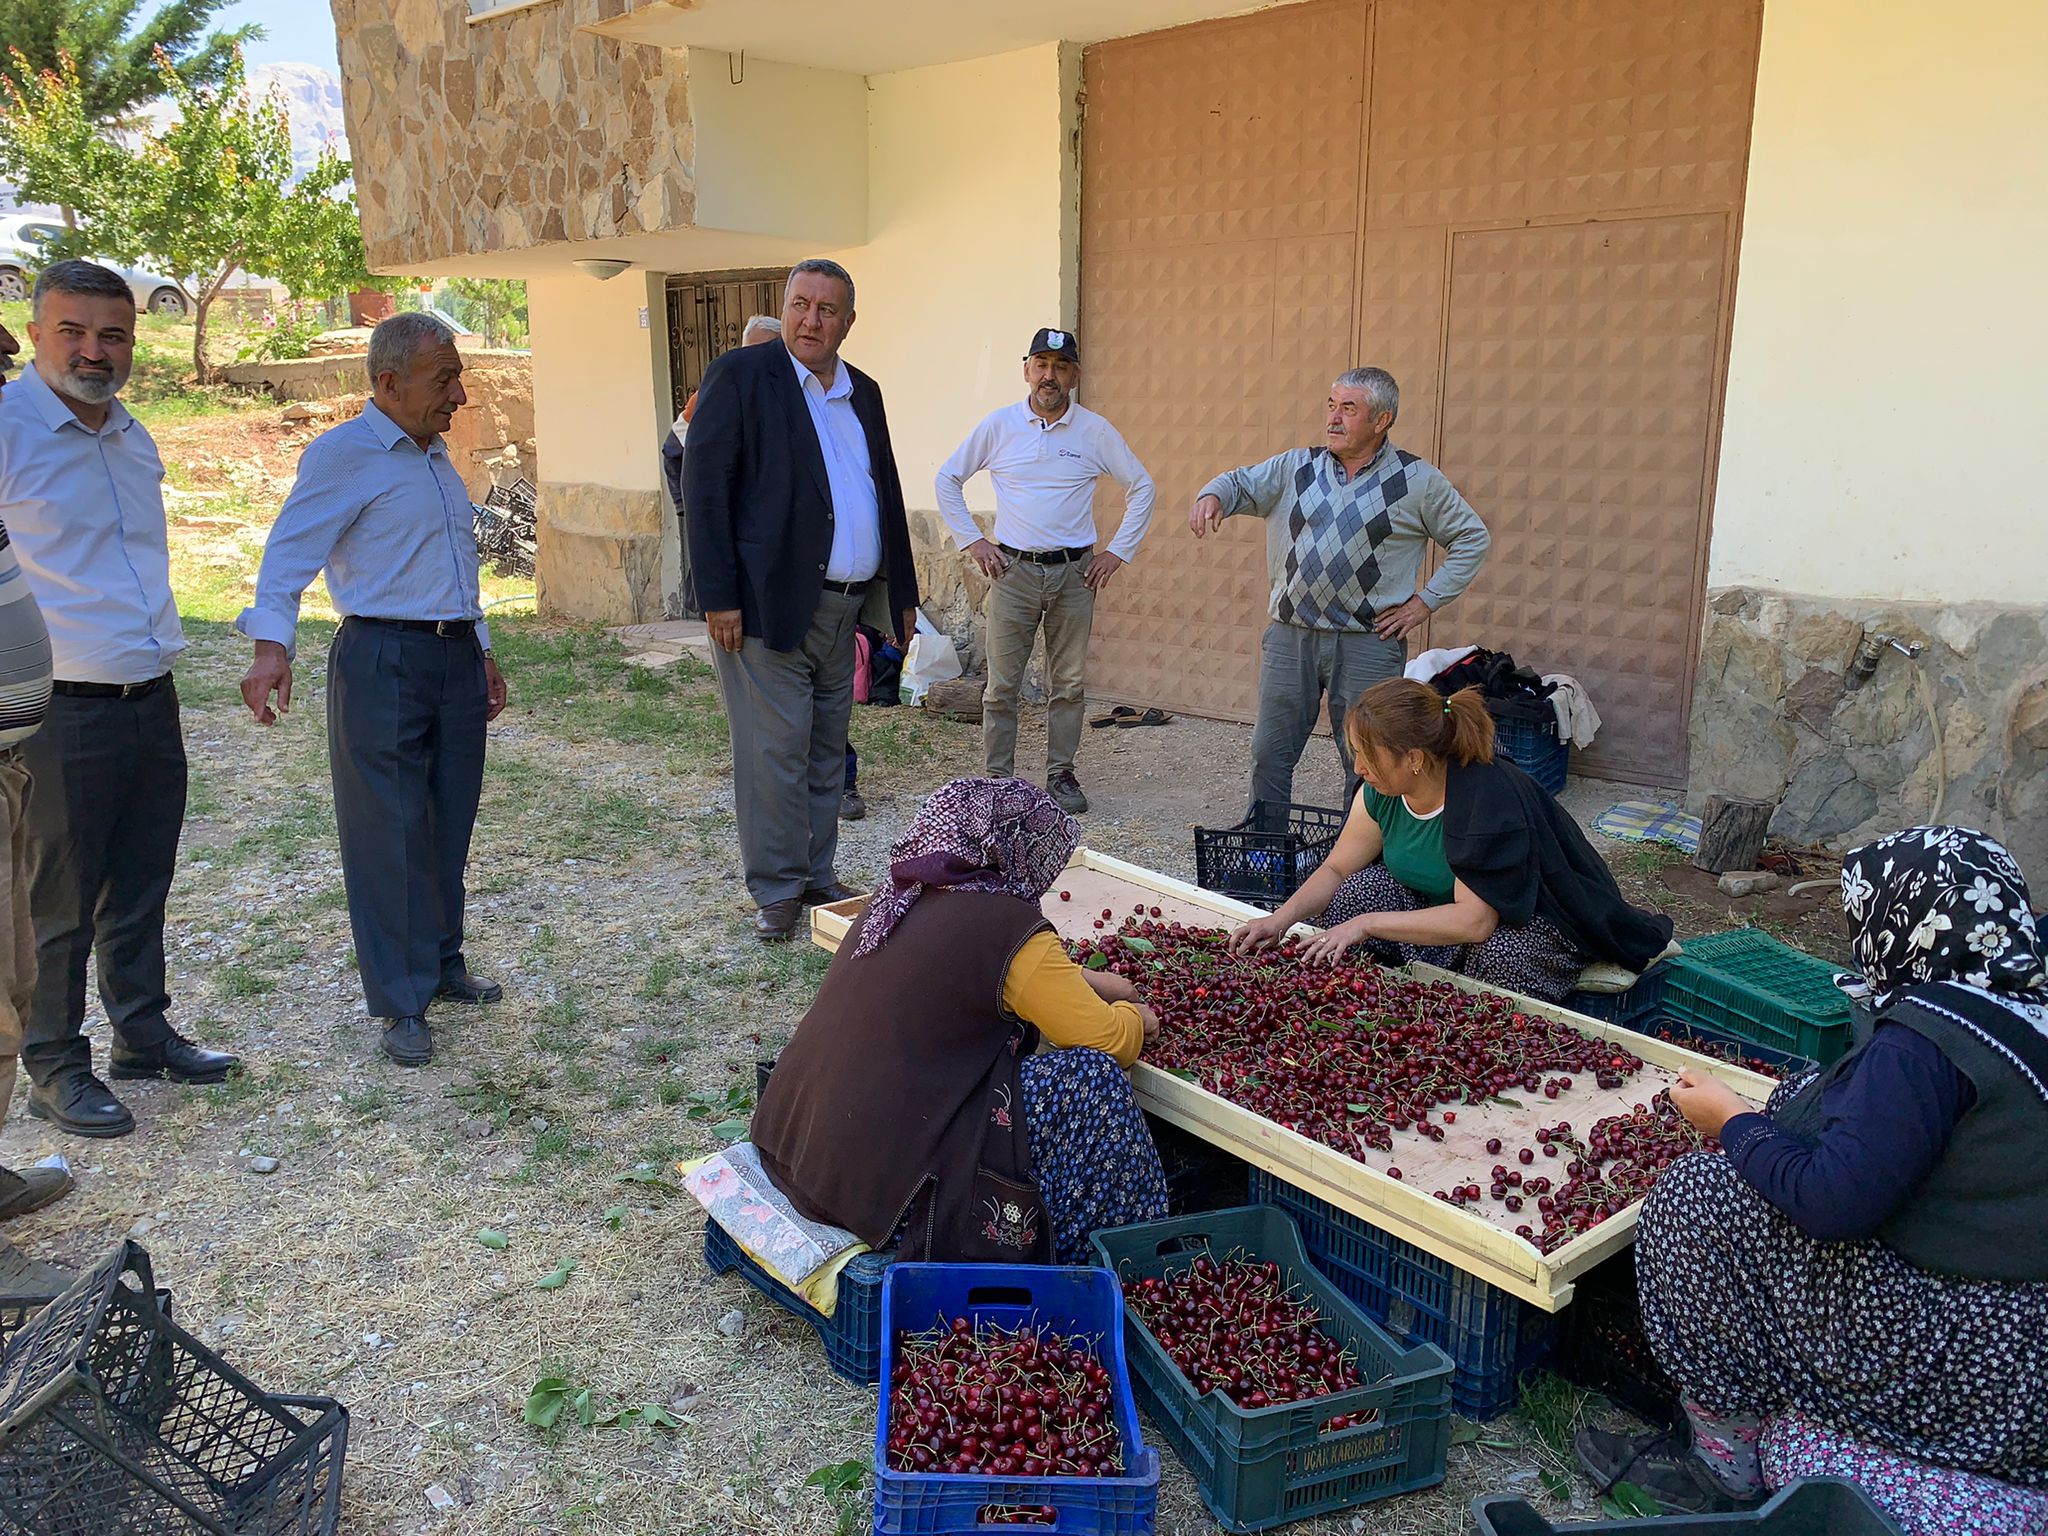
[
  {"xmin": 1591, "ymin": 798, "xmax": 1703, "ymax": 854},
  {"xmin": 0, "ymin": 520, "xmax": 51, "ymax": 747}
]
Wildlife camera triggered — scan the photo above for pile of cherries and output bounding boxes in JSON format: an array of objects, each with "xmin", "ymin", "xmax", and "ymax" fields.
[
  {"xmin": 1120, "ymin": 1254, "xmax": 1378, "ymax": 1427},
  {"xmin": 1069, "ymin": 920, "xmax": 1645, "ymax": 1163},
  {"xmin": 1649, "ymin": 1025, "xmax": 1788, "ymax": 1080},
  {"xmin": 1062, "ymin": 918, "xmax": 1733, "ymax": 1253},
  {"xmin": 885, "ymin": 1316, "xmax": 1126, "ymax": 1482},
  {"xmin": 1440, "ymin": 1095, "xmax": 1716, "ymax": 1253}
]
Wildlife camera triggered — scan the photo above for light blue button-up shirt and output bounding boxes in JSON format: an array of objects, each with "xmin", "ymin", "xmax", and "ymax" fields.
[
  {"xmin": 238, "ymin": 400, "xmax": 488, "ymax": 657},
  {"xmin": 0, "ymin": 363, "xmax": 185, "ymax": 683},
  {"xmin": 787, "ymin": 346, "xmax": 881, "ymax": 583}
]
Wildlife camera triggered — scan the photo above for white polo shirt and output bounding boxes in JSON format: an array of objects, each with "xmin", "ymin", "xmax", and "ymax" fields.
[{"xmin": 935, "ymin": 399, "xmax": 1156, "ymax": 563}]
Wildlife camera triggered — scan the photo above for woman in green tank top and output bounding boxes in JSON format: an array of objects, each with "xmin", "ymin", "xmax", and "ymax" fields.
[{"xmin": 1230, "ymin": 678, "xmax": 1671, "ymax": 1001}]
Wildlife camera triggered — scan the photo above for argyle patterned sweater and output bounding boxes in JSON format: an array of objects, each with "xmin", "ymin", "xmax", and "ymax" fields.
[{"xmin": 1200, "ymin": 439, "xmax": 1490, "ymax": 631}]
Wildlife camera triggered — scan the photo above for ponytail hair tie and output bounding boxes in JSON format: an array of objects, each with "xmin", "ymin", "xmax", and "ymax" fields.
[{"xmin": 1443, "ymin": 701, "xmax": 1452, "ymax": 715}]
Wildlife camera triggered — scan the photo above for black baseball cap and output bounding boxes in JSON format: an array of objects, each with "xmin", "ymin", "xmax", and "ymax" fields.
[{"xmin": 1025, "ymin": 327, "xmax": 1079, "ymax": 363}]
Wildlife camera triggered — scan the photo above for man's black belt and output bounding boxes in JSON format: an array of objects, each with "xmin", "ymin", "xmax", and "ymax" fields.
[
  {"xmin": 998, "ymin": 543, "xmax": 1092, "ymax": 565},
  {"xmin": 354, "ymin": 617, "xmax": 477, "ymax": 638},
  {"xmin": 820, "ymin": 578, "xmax": 872, "ymax": 596},
  {"xmin": 53, "ymin": 674, "xmax": 171, "ymax": 699}
]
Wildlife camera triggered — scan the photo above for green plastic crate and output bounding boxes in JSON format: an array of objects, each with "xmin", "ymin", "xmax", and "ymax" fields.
[
  {"xmin": 1091, "ymin": 1206, "xmax": 1453, "ymax": 1533},
  {"xmin": 1658, "ymin": 930, "xmax": 1854, "ymax": 1065}
]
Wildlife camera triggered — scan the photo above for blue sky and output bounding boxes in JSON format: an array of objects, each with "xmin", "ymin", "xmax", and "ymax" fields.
[{"xmin": 218, "ymin": 0, "xmax": 340, "ymax": 75}]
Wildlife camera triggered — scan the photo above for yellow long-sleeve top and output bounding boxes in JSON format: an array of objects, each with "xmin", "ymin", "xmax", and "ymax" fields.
[{"xmin": 1000, "ymin": 931, "xmax": 1145, "ymax": 1068}]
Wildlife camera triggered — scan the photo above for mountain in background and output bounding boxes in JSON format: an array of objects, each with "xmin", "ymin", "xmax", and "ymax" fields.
[{"xmin": 2, "ymin": 63, "xmax": 348, "ymax": 219}]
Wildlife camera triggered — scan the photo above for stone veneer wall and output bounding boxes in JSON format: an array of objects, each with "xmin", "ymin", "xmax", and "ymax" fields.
[
  {"xmin": 1687, "ymin": 587, "xmax": 2048, "ymax": 878},
  {"xmin": 538, "ymin": 482, "xmax": 665, "ymax": 625},
  {"xmin": 329, "ymin": 0, "xmax": 694, "ymax": 270}
]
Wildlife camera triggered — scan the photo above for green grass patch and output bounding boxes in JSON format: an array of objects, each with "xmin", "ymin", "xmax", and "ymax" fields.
[
  {"xmin": 487, "ymin": 620, "xmax": 729, "ymax": 763},
  {"xmin": 1516, "ymin": 1371, "xmax": 1593, "ymax": 1459},
  {"xmin": 214, "ymin": 963, "xmax": 276, "ymax": 999}
]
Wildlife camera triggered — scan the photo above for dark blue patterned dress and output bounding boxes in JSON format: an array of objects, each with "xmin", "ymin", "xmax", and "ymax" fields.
[{"xmin": 1019, "ymin": 1048, "xmax": 1168, "ymax": 1263}]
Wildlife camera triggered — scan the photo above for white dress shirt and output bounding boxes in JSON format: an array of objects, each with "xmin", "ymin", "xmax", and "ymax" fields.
[
  {"xmin": 238, "ymin": 400, "xmax": 488, "ymax": 657},
  {"xmin": 0, "ymin": 364, "xmax": 185, "ymax": 683},
  {"xmin": 788, "ymin": 347, "xmax": 881, "ymax": 583},
  {"xmin": 935, "ymin": 399, "xmax": 1156, "ymax": 562}
]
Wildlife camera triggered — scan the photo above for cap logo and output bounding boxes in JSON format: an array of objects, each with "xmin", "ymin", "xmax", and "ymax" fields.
[{"xmin": 1047, "ymin": 331, "xmax": 1066, "ymax": 349}]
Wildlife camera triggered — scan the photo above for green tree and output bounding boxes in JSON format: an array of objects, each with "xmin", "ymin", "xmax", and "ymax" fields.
[
  {"xmin": 441, "ymin": 277, "xmax": 528, "ymax": 349},
  {"xmin": 0, "ymin": 0, "xmax": 258, "ymax": 128},
  {"xmin": 0, "ymin": 47, "xmax": 375, "ymax": 383}
]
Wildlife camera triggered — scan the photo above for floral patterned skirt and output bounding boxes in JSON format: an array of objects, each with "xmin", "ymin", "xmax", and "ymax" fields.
[
  {"xmin": 1761, "ymin": 1409, "xmax": 2048, "ymax": 1536},
  {"xmin": 1319, "ymin": 863, "xmax": 1586, "ymax": 1002},
  {"xmin": 1019, "ymin": 1047, "xmax": 1168, "ymax": 1265},
  {"xmin": 1637, "ymin": 1121, "xmax": 2048, "ymax": 1486}
]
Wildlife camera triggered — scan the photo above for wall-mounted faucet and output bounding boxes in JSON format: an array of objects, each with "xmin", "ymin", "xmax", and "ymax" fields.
[{"xmin": 1848, "ymin": 632, "xmax": 1923, "ymax": 687}]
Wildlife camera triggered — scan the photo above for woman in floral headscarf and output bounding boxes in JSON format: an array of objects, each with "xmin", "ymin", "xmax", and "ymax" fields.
[
  {"xmin": 751, "ymin": 778, "xmax": 1167, "ymax": 1265},
  {"xmin": 1577, "ymin": 828, "xmax": 2048, "ymax": 1528}
]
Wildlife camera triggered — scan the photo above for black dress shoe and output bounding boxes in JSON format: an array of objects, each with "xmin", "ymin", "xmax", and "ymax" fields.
[
  {"xmin": 754, "ymin": 898, "xmax": 804, "ymax": 942},
  {"xmin": 25, "ymin": 1073, "xmax": 136, "ymax": 1139},
  {"xmin": 109, "ymin": 1032, "xmax": 241, "ymax": 1085},
  {"xmin": 381, "ymin": 1016, "xmax": 433, "ymax": 1066},
  {"xmin": 434, "ymin": 972, "xmax": 503, "ymax": 1005},
  {"xmin": 800, "ymin": 881, "xmax": 866, "ymax": 906}
]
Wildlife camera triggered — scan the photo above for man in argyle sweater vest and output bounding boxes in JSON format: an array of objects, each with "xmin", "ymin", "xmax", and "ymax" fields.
[{"xmin": 1191, "ymin": 367, "xmax": 1490, "ymax": 813}]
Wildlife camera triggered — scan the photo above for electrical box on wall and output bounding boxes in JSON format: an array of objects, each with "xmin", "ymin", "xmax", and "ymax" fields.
[{"xmin": 638, "ymin": 307, "xmax": 650, "ymax": 329}]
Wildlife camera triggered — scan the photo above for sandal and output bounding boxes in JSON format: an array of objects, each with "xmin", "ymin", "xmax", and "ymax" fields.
[
  {"xmin": 1115, "ymin": 707, "xmax": 1173, "ymax": 728},
  {"xmin": 1089, "ymin": 705, "xmax": 1140, "ymax": 729}
]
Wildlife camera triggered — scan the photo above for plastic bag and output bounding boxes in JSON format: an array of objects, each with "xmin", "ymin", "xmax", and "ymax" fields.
[{"xmin": 899, "ymin": 613, "xmax": 961, "ymax": 705}]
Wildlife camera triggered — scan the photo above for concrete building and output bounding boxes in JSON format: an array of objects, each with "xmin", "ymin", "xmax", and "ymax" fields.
[{"xmin": 328, "ymin": 0, "xmax": 2048, "ymax": 871}]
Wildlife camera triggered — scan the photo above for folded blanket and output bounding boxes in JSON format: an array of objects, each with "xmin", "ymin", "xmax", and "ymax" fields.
[{"xmin": 683, "ymin": 1141, "xmax": 867, "ymax": 1315}]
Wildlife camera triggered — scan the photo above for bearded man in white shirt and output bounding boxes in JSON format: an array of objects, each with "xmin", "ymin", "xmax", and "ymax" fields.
[{"xmin": 935, "ymin": 328, "xmax": 1155, "ymax": 815}]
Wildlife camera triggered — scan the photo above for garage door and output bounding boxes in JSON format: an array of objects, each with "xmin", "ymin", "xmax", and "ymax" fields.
[{"xmin": 1081, "ymin": 0, "xmax": 1762, "ymax": 785}]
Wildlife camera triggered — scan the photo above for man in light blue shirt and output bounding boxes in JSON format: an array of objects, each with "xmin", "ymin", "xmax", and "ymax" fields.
[
  {"xmin": 0, "ymin": 260, "xmax": 239, "ymax": 1140},
  {"xmin": 238, "ymin": 312, "xmax": 509, "ymax": 1068}
]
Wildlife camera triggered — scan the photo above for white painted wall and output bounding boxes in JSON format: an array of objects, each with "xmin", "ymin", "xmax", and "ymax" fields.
[
  {"xmin": 825, "ymin": 43, "xmax": 1077, "ymax": 524},
  {"xmin": 527, "ymin": 269, "xmax": 666, "ymax": 493},
  {"xmin": 688, "ymin": 51, "xmax": 868, "ymax": 246},
  {"xmin": 1710, "ymin": 0, "xmax": 2048, "ymax": 605}
]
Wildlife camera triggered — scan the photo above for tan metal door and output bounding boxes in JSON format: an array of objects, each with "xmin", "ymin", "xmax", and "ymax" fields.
[
  {"xmin": 1080, "ymin": 0, "xmax": 1370, "ymax": 718},
  {"xmin": 1079, "ymin": 0, "xmax": 1761, "ymax": 784},
  {"xmin": 1437, "ymin": 215, "xmax": 1732, "ymax": 784}
]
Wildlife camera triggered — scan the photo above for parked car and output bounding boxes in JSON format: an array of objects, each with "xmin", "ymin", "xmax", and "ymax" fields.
[{"xmin": 0, "ymin": 214, "xmax": 194, "ymax": 316}]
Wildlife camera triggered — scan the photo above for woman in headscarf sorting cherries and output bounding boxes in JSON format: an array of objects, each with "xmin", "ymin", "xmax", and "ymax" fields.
[
  {"xmin": 1579, "ymin": 827, "xmax": 2048, "ymax": 1527},
  {"xmin": 751, "ymin": 777, "xmax": 1168, "ymax": 1266},
  {"xmin": 1231, "ymin": 678, "xmax": 1673, "ymax": 1000}
]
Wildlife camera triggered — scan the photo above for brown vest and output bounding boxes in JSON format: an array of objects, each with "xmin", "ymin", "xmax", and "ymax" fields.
[{"xmin": 751, "ymin": 889, "xmax": 1054, "ymax": 1263}]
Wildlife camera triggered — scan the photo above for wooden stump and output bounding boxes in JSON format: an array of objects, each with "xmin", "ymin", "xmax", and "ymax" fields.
[{"xmin": 1693, "ymin": 795, "xmax": 1774, "ymax": 875}]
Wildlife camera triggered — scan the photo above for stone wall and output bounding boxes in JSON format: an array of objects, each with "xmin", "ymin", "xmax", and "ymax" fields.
[
  {"xmin": 329, "ymin": 0, "xmax": 694, "ymax": 270},
  {"xmin": 1687, "ymin": 587, "xmax": 2048, "ymax": 878},
  {"xmin": 538, "ymin": 481, "xmax": 665, "ymax": 624}
]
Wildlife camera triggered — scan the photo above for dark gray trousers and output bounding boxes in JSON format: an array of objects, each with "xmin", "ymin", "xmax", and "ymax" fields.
[
  {"xmin": 328, "ymin": 620, "xmax": 487, "ymax": 1019},
  {"xmin": 710, "ymin": 589, "xmax": 862, "ymax": 906},
  {"xmin": 1248, "ymin": 622, "xmax": 1406, "ymax": 814},
  {"xmin": 19, "ymin": 682, "xmax": 185, "ymax": 1083}
]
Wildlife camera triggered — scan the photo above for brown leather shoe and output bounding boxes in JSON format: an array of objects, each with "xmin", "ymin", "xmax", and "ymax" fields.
[
  {"xmin": 800, "ymin": 881, "xmax": 866, "ymax": 906},
  {"xmin": 754, "ymin": 897, "xmax": 804, "ymax": 942}
]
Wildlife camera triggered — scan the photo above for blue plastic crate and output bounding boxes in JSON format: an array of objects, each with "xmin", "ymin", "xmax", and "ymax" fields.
[
  {"xmin": 1489, "ymin": 708, "xmax": 1569, "ymax": 795},
  {"xmin": 875, "ymin": 1263, "xmax": 1161, "ymax": 1536},
  {"xmin": 1248, "ymin": 1170, "xmax": 1558, "ymax": 1420},
  {"xmin": 1563, "ymin": 969, "xmax": 1667, "ymax": 1031},
  {"xmin": 703, "ymin": 1218, "xmax": 893, "ymax": 1386}
]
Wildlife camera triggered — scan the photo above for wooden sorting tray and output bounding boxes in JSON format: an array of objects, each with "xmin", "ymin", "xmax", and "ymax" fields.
[{"xmin": 809, "ymin": 848, "xmax": 1770, "ymax": 1312}]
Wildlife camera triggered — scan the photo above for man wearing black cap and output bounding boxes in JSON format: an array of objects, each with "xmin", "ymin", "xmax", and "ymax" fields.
[{"xmin": 935, "ymin": 328, "xmax": 1155, "ymax": 814}]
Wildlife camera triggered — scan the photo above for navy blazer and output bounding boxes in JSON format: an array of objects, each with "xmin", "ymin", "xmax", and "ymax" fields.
[{"xmin": 682, "ymin": 341, "xmax": 919, "ymax": 653}]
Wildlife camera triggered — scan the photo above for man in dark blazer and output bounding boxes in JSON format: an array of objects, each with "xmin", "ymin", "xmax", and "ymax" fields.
[{"xmin": 684, "ymin": 259, "xmax": 918, "ymax": 940}]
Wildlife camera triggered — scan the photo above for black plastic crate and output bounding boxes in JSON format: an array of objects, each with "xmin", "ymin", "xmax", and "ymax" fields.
[
  {"xmin": 0, "ymin": 1241, "xmax": 347, "ymax": 1536},
  {"xmin": 1563, "ymin": 970, "xmax": 1667, "ymax": 1032},
  {"xmin": 1555, "ymin": 1249, "xmax": 1679, "ymax": 1427},
  {"xmin": 1248, "ymin": 1170, "xmax": 1559, "ymax": 1420},
  {"xmin": 703, "ymin": 1218, "xmax": 894, "ymax": 1386},
  {"xmin": 1148, "ymin": 1113, "xmax": 1252, "ymax": 1217},
  {"xmin": 1475, "ymin": 1477, "xmax": 1903, "ymax": 1534},
  {"xmin": 1194, "ymin": 802, "xmax": 1346, "ymax": 911},
  {"xmin": 1092, "ymin": 1206, "xmax": 1453, "ymax": 1532}
]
